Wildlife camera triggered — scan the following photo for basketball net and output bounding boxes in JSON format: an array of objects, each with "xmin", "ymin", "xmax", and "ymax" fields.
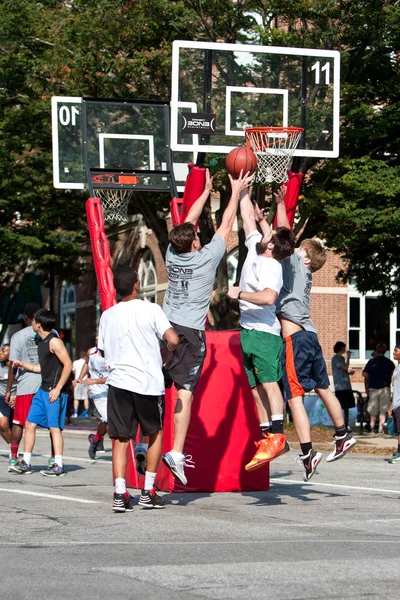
[
  {"xmin": 245, "ymin": 127, "xmax": 303, "ymax": 184},
  {"xmin": 91, "ymin": 174, "xmax": 137, "ymax": 223}
]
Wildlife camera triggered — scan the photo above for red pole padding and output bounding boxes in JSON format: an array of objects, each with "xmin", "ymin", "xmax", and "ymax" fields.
[
  {"xmin": 169, "ymin": 163, "xmax": 206, "ymax": 226},
  {"xmin": 85, "ymin": 197, "xmax": 117, "ymax": 311},
  {"xmin": 274, "ymin": 171, "xmax": 304, "ymax": 230}
]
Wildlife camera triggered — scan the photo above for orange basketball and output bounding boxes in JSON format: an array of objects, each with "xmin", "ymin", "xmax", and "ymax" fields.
[{"xmin": 225, "ymin": 146, "xmax": 258, "ymax": 178}]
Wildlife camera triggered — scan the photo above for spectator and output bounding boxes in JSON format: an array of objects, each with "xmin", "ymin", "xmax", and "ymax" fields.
[
  {"xmin": 362, "ymin": 343, "xmax": 395, "ymax": 434},
  {"xmin": 0, "ymin": 344, "xmax": 17, "ymax": 444},
  {"xmin": 388, "ymin": 342, "xmax": 400, "ymax": 463},
  {"xmin": 72, "ymin": 351, "xmax": 89, "ymax": 418},
  {"xmin": 332, "ymin": 342, "xmax": 355, "ymax": 432}
]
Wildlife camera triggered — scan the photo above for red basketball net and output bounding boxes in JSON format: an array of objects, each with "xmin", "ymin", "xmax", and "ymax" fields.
[{"xmin": 245, "ymin": 127, "xmax": 303, "ymax": 184}]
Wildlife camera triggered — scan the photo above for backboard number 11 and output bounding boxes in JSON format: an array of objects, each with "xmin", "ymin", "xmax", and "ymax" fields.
[{"xmin": 311, "ymin": 61, "xmax": 331, "ymax": 85}]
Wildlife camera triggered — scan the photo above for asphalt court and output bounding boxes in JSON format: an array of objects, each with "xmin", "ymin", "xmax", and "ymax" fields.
[{"xmin": 0, "ymin": 428, "xmax": 399, "ymax": 599}]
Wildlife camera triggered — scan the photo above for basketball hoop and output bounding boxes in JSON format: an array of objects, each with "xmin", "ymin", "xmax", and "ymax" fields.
[
  {"xmin": 245, "ymin": 127, "xmax": 304, "ymax": 184},
  {"xmin": 91, "ymin": 174, "xmax": 139, "ymax": 223}
]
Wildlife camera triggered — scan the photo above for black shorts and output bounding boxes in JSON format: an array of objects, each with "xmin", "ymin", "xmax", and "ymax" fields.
[
  {"xmin": 335, "ymin": 389, "xmax": 356, "ymax": 410},
  {"xmin": 107, "ymin": 385, "xmax": 164, "ymax": 440},
  {"xmin": 281, "ymin": 330, "xmax": 330, "ymax": 400},
  {"xmin": 0, "ymin": 395, "xmax": 13, "ymax": 422},
  {"xmin": 392, "ymin": 406, "xmax": 400, "ymax": 434},
  {"xmin": 164, "ymin": 323, "xmax": 207, "ymax": 393}
]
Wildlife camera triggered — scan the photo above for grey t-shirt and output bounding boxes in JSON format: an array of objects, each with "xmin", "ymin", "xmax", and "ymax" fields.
[
  {"xmin": 332, "ymin": 354, "xmax": 351, "ymax": 391},
  {"xmin": 0, "ymin": 364, "xmax": 17, "ymax": 397},
  {"xmin": 163, "ymin": 234, "xmax": 226, "ymax": 330},
  {"xmin": 276, "ymin": 253, "xmax": 317, "ymax": 333},
  {"xmin": 9, "ymin": 326, "xmax": 41, "ymax": 395}
]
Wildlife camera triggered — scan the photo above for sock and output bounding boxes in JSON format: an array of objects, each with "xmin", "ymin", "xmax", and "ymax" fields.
[
  {"xmin": 94, "ymin": 432, "xmax": 102, "ymax": 442},
  {"xmin": 10, "ymin": 444, "xmax": 19, "ymax": 459},
  {"xmin": 335, "ymin": 425, "xmax": 347, "ymax": 438},
  {"xmin": 300, "ymin": 442, "xmax": 312, "ymax": 457},
  {"xmin": 271, "ymin": 414, "xmax": 284, "ymax": 434},
  {"xmin": 55, "ymin": 455, "xmax": 63, "ymax": 468},
  {"xmin": 144, "ymin": 471, "xmax": 156, "ymax": 491},
  {"xmin": 23, "ymin": 452, "xmax": 32, "ymax": 465},
  {"xmin": 260, "ymin": 422, "xmax": 272, "ymax": 437},
  {"xmin": 115, "ymin": 477, "xmax": 126, "ymax": 494}
]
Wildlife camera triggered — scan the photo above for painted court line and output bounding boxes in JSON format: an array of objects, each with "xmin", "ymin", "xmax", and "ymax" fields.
[
  {"xmin": 0, "ymin": 487, "xmax": 100, "ymax": 504},
  {"xmin": 270, "ymin": 478, "xmax": 400, "ymax": 495},
  {"xmin": 0, "ymin": 539, "xmax": 400, "ymax": 547}
]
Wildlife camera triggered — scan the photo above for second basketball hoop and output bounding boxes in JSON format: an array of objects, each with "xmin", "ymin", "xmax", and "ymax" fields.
[{"xmin": 245, "ymin": 126, "xmax": 303, "ymax": 185}]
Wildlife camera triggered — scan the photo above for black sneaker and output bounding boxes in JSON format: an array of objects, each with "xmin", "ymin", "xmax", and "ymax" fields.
[
  {"xmin": 138, "ymin": 488, "xmax": 165, "ymax": 509},
  {"xmin": 88, "ymin": 433, "xmax": 99, "ymax": 459},
  {"xmin": 296, "ymin": 450, "xmax": 323, "ymax": 481},
  {"xmin": 96, "ymin": 437, "xmax": 105, "ymax": 453},
  {"xmin": 14, "ymin": 459, "xmax": 32, "ymax": 475},
  {"xmin": 326, "ymin": 432, "xmax": 357, "ymax": 462},
  {"xmin": 112, "ymin": 492, "xmax": 135, "ymax": 513}
]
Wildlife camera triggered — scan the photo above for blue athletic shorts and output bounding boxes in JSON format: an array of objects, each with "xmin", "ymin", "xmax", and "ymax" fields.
[
  {"xmin": 281, "ymin": 330, "xmax": 330, "ymax": 399},
  {"xmin": 27, "ymin": 388, "xmax": 67, "ymax": 430}
]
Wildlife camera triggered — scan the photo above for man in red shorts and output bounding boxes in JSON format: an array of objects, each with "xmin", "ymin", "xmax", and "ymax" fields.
[{"xmin": 5, "ymin": 303, "xmax": 42, "ymax": 472}]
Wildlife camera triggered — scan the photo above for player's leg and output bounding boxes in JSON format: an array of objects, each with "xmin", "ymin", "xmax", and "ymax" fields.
[
  {"xmin": 0, "ymin": 415, "xmax": 11, "ymax": 444},
  {"xmin": 162, "ymin": 325, "xmax": 205, "ymax": 485},
  {"xmin": 388, "ymin": 409, "xmax": 400, "ymax": 462},
  {"xmin": 14, "ymin": 420, "xmax": 37, "ymax": 474},
  {"xmin": 40, "ymin": 392, "xmax": 68, "ymax": 476},
  {"xmin": 107, "ymin": 385, "xmax": 135, "ymax": 512},
  {"xmin": 316, "ymin": 387, "xmax": 357, "ymax": 461},
  {"xmin": 136, "ymin": 393, "xmax": 165, "ymax": 508},
  {"xmin": 281, "ymin": 332, "xmax": 322, "ymax": 481},
  {"xmin": 9, "ymin": 394, "xmax": 34, "ymax": 471},
  {"xmin": 367, "ymin": 389, "xmax": 378, "ymax": 432},
  {"xmin": 88, "ymin": 395, "xmax": 108, "ymax": 459},
  {"xmin": 243, "ymin": 330, "xmax": 289, "ymax": 472},
  {"xmin": 73, "ymin": 397, "xmax": 79, "ymax": 418}
]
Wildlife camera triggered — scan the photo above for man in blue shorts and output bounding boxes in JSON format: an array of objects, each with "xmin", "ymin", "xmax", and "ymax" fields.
[
  {"xmin": 275, "ymin": 189, "xmax": 356, "ymax": 481},
  {"xmin": 12, "ymin": 309, "xmax": 72, "ymax": 476}
]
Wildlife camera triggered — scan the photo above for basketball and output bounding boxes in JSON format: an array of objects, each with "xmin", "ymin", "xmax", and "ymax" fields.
[{"xmin": 225, "ymin": 146, "xmax": 258, "ymax": 178}]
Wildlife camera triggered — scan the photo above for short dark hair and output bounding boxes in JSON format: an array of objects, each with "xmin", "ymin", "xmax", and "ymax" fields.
[
  {"xmin": 334, "ymin": 341, "xmax": 346, "ymax": 354},
  {"xmin": 24, "ymin": 303, "xmax": 40, "ymax": 320},
  {"xmin": 169, "ymin": 222, "xmax": 196, "ymax": 254},
  {"xmin": 33, "ymin": 308, "xmax": 56, "ymax": 332},
  {"xmin": 113, "ymin": 265, "xmax": 138, "ymax": 297},
  {"xmin": 1, "ymin": 343, "xmax": 10, "ymax": 349},
  {"xmin": 376, "ymin": 343, "xmax": 387, "ymax": 354},
  {"xmin": 256, "ymin": 227, "xmax": 295, "ymax": 262}
]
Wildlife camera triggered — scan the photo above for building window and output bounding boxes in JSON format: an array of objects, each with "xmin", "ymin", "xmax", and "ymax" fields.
[
  {"xmin": 139, "ymin": 250, "xmax": 157, "ymax": 303},
  {"xmin": 60, "ymin": 282, "xmax": 76, "ymax": 356},
  {"xmin": 348, "ymin": 292, "xmax": 396, "ymax": 362}
]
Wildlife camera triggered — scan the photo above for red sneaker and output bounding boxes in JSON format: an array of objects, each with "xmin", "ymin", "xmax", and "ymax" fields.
[{"xmin": 245, "ymin": 433, "xmax": 290, "ymax": 472}]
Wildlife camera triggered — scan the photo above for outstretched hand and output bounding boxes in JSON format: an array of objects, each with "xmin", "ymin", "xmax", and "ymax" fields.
[
  {"xmin": 204, "ymin": 168, "xmax": 213, "ymax": 193},
  {"xmin": 228, "ymin": 169, "xmax": 254, "ymax": 195},
  {"xmin": 274, "ymin": 184, "xmax": 286, "ymax": 205},
  {"xmin": 254, "ymin": 202, "xmax": 266, "ymax": 223}
]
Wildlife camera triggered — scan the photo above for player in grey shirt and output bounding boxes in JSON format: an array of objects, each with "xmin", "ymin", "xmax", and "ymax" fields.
[
  {"xmin": 6, "ymin": 303, "xmax": 42, "ymax": 472},
  {"xmin": 275, "ymin": 190, "xmax": 356, "ymax": 481},
  {"xmin": 162, "ymin": 168, "xmax": 253, "ymax": 485}
]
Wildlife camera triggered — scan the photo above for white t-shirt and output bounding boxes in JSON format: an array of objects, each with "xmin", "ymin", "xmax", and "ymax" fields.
[
  {"xmin": 392, "ymin": 364, "xmax": 400, "ymax": 412},
  {"xmin": 98, "ymin": 299, "xmax": 172, "ymax": 395},
  {"xmin": 239, "ymin": 230, "xmax": 283, "ymax": 336}
]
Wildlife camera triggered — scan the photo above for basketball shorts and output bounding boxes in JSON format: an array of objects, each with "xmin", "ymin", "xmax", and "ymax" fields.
[
  {"xmin": 107, "ymin": 385, "xmax": 164, "ymax": 440},
  {"xmin": 13, "ymin": 394, "xmax": 35, "ymax": 427},
  {"xmin": 282, "ymin": 330, "xmax": 330, "ymax": 399},
  {"xmin": 0, "ymin": 395, "xmax": 13, "ymax": 420},
  {"xmin": 92, "ymin": 393, "xmax": 107, "ymax": 423},
  {"xmin": 367, "ymin": 387, "xmax": 391, "ymax": 416},
  {"xmin": 164, "ymin": 323, "xmax": 206, "ymax": 393},
  {"xmin": 392, "ymin": 406, "xmax": 400, "ymax": 434},
  {"xmin": 335, "ymin": 389, "xmax": 356, "ymax": 410},
  {"xmin": 27, "ymin": 388, "xmax": 68, "ymax": 430},
  {"xmin": 240, "ymin": 327, "xmax": 283, "ymax": 388}
]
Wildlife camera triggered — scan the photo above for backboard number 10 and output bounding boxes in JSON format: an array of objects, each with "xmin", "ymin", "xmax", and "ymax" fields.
[
  {"xmin": 59, "ymin": 105, "xmax": 80, "ymax": 126},
  {"xmin": 311, "ymin": 61, "xmax": 331, "ymax": 85}
]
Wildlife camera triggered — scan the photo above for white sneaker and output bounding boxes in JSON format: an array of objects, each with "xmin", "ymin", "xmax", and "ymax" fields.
[{"xmin": 162, "ymin": 450, "xmax": 195, "ymax": 485}]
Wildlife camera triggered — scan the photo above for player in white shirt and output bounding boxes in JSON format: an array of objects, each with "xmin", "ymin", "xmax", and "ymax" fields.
[
  {"xmin": 228, "ymin": 188, "xmax": 294, "ymax": 472},
  {"xmin": 98, "ymin": 265, "xmax": 179, "ymax": 512}
]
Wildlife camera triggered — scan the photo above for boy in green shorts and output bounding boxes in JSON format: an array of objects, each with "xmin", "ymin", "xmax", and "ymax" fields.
[{"xmin": 228, "ymin": 189, "xmax": 294, "ymax": 471}]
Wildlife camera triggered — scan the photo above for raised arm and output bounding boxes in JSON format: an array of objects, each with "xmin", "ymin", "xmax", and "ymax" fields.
[
  {"xmin": 254, "ymin": 202, "xmax": 272, "ymax": 243},
  {"xmin": 275, "ymin": 184, "xmax": 290, "ymax": 229},
  {"xmin": 184, "ymin": 169, "xmax": 213, "ymax": 224},
  {"xmin": 216, "ymin": 171, "xmax": 254, "ymax": 244},
  {"xmin": 239, "ymin": 188, "xmax": 257, "ymax": 239}
]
